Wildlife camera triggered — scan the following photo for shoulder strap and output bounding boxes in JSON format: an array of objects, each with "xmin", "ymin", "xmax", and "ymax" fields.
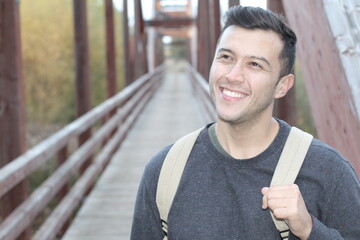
[
  {"xmin": 156, "ymin": 126, "xmax": 313, "ymax": 240},
  {"xmin": 270, "ymin": 126, "xmax": 313, "ymax": 240},
  {"xmin": 156, "ymin": 127, "xmax": 203, "ymax": 239}
]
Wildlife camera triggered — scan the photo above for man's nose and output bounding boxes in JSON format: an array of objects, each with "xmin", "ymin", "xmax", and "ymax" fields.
[{"xmin": 225, "ymin": 62, "xmax": 245, "ymax": 82}]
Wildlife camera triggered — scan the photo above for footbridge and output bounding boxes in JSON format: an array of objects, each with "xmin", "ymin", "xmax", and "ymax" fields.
[{"xmin": 1, "ymin": 1, "xmax": 360, "ymax": 240}]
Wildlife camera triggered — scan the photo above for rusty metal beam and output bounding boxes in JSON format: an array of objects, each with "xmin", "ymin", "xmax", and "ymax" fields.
[
  {"xmin": 105, "ymin": 0, "xmax": 117, "ymax": 97},
  {"xmin": 145, "ymin": 18, "xmax": 195, "ymax": 28},
  {"xmin": 73, "ymin": 0, "xmax": 92, "ymax": 175},
  {"xmin": 134, "ymin": 0, "xmax": 148, "ymax": 79},
  {"xmin": 157, "ymin": 27, "xmax": 191, "ymax": 37},
  {"xmin": 267, "ymin": 0, "xmax": 297, "ymax": 126},
  {"xmin": 185, "ymin": 38, "xmax": 192, "ymax": 65},
  {"xmin": 197, "ymin": 0, "xmax": 221, "ymax": 80},
  {"xmin": 197, "ymin": 0, "xmax": 211, "ymax": 80},
  {"xmin": 0, "ymin": 1, "xmax": 30, "ymax": 239},
  {"xmin": 209, "ymin": 0, "xmax": 221, "ymax": 64},
  {"xmin": 147, "ymin": 27, "xmax": 156, "ymax": 71},
  {"xmin": 229, "ymin": 0, "xmax": 240, "ymax": 7},
  {"xmin": 73, "ymin": 0, "xmax": 91, "ymax": 117},
  {"xmin": 122, "ymin": 0, "xmax": 133, "ymax": 85},
  {"xmin": 267, "ymin": 0, "xmax": 283, "ymax": 12},
  {"xmin": 155, "ymin": 35, "xmax": 164, "ymax": 67},
  {"xmin": 0, "ymin": 0, "xmax": 26, "ymax": 169},
  {"xmin": 282, "ymin": 0, "xmax": 360, "ymax": 175}
]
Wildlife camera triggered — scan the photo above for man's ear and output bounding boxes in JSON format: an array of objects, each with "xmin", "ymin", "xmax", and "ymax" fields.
[{"xmin": 274, "ymin": 74, "xmax": 294, "ymax": 99}]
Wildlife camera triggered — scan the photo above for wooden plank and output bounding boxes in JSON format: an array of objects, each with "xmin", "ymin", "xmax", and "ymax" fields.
[{"xmin": 282, "ymin": 0, "xmax": 360, "ymax": 175}]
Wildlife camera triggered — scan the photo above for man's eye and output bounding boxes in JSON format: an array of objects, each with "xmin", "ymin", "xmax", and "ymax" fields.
[
  {"xmin": 249, "ymin": 62, "xmax": 262, "ymax": 68},
  {"xmin": 218, "ymin": 54, "xmax": 232, "ymax": 60}
]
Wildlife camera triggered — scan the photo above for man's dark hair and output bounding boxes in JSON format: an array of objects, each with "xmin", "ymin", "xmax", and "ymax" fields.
[{"xmin": 222, "ymin": 6, "xmax": 297, "ymax": 78}]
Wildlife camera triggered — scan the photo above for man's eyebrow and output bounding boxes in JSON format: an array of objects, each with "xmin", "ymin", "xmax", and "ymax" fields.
[
  {"xmin": 216, "ymin": 49, "xmax": 272, "ymax": 68},
  {"xmin": 216, "ymin": 48, "xmax": 234, "ymax": 54},
  {"xmin": 248, "ymin": 55, "xmax": 271, "ymax": 68},
  {"xmin": 217, "ymin": 49, "xmax": 271, "ymax": 64}
]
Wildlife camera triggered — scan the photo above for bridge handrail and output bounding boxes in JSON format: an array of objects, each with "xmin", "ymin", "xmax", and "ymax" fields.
[
  {"xmin": 33, "ymin": 81, "xmax": 155, "ymax": 240},
  {"xmin": 0, "ymin": 65, "xmax": 164, "ymax": 199},
  {"xmin": 184, "ymin": 62, "xmax": 216, "ymax": 122},
  {"xmin": 0, "ymin": 64, "xmax": 165, "ymax": 240}
]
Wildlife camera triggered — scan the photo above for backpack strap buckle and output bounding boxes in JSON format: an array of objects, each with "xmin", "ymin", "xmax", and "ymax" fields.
[
  {"xmin": 279, "ymin": 229, "xmax": 289, "ymax": 240},
  {"xmin": 161, "ymin": 219, "xmax": 168, "ymax": 236}
]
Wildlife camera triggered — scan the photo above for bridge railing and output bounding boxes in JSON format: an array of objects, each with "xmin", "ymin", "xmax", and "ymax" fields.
[
  {"xmin": 0, "ymin": 65, "xmax": 165, "ymax": 240},
  {"xmin": 185, "ymin": 62, "xmax": 216, "ymax": 123}
]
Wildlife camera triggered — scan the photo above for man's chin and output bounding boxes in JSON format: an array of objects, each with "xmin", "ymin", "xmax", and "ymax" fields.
[{"xmin": 217, "ymin": 114, "xmax": 243, "ymax": 125}]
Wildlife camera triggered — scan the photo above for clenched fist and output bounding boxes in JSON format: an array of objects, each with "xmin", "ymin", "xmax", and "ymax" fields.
[{"xmin": 261, "ymin": 184, "xmax": 313, "ymax": 240}]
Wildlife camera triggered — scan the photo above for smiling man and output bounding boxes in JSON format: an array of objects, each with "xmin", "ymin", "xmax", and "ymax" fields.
[
  {"xmin": 131, "ymin": 6, "xmax": 360, "ymax": 240},
  {"xmin": 210, "ymin": 26, "xmax": 294, "ymax": 160}
]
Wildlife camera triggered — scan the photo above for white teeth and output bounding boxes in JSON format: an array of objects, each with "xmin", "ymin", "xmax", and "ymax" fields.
[{"xmin": 223, "ymin": 89, "xmax": 247, "ymax": 98}]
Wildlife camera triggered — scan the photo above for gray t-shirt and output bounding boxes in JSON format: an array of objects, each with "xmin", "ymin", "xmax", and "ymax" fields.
[{"xmin": 131, "ymin": 120, "xmax": 360, "ymax": 239}]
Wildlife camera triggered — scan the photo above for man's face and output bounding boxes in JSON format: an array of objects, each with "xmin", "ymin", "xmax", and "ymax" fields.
[{"xmin": 209, "ymin": 26, "xmax": 290, "ymax": 125}]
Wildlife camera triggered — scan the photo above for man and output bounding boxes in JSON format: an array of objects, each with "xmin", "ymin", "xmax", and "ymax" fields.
[{"xmin": 131, "ymin": 6, "xmax": 360, "ymax": 240}]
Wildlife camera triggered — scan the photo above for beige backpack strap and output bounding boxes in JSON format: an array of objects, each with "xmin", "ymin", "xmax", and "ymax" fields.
[
  {"xmin": 270, "ymin": 127, "xmax": 313, "ymax": 240},
  {"xmin": 156, "ymin": 126, "xmax": 312, "ymax": 239},
  {"xmin": 156, "ymin": 128, "xmax": 203, "ymax": 239}
]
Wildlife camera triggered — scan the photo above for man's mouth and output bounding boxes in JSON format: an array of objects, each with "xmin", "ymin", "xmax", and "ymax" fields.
[{"xmin": 221, "ymin": 88, "xmax": 248, "ymax": 99}]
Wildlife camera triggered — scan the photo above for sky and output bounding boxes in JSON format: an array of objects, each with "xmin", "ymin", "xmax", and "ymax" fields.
[{"xmin": 113, "ymin": 0, "xmax": 267, "ymax": 20}]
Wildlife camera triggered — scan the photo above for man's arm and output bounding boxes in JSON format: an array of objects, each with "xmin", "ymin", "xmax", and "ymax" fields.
[
  {"xmin": 306, "ymin": 163, "xmax": 360, "ymax": 240},
  {"xmin": 130, "ymin": 175, "xmax": 164, "ymax": 240},
  {"xmin": 130, "ymin": 147, "xmax": 170, "ymax": 240},
  {"xmin": 262, "ymin": 162, "xmax": 360, "ymax": 240}
]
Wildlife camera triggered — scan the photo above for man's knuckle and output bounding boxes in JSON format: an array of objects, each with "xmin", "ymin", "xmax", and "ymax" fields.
[{"xmin": 268, "ymin": 199, "xmax": 276, "ymax": 208}]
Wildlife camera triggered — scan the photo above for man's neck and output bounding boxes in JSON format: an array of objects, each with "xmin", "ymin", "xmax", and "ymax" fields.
[{"xmin": 215, "ymin": 117, "xmax": 279, "ymax": 159}]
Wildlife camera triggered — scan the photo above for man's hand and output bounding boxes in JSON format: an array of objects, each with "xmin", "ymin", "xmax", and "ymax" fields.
[{"xmin": 261, "ymin": 184, "xmax": 313, "ymax": 240}]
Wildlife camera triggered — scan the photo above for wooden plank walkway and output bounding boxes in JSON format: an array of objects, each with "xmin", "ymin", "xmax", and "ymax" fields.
[{"xmin": 61, "ymin": 64, "xmax": 208, "ymax": 240}]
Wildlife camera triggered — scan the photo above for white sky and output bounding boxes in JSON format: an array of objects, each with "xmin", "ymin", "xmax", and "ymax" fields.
[{"xmin": 113, "ymin": 0, "xmax": 267, "ymax": 20}]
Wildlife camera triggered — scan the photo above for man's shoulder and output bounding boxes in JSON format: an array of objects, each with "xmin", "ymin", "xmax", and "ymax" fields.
[
  {"xmin": 306, "ymin": 138, "xmax": 356, "ymax": 175},
  {"xmin": 278, "ymin": 119, "xmax": 355, "ymax": 175},
  {"xmin": 143, "ymin": 126, "xmax": 208, "ymax": 180},
  {"xmin": 144, "ymin": 144, "xmax": 173, "ymax": 178},
  {"xmin": 310, "ymin": 138, "xmax": 346, "ymax": 162}
]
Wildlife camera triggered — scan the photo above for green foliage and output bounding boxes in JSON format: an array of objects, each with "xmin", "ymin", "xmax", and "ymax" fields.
[
  {"xmin": 88, "ymin": 1, "xmax": 125, "ymax": 106},
  {"xmin": 21, "ymin": 0, "xmax": 76, "ymax": 124},
  {"xmin": 294, "ymin": 62, "xmax": 317, "ymax": 136},
  {"xmin": 88, "ymin": 1, "xmax": 107, "ymax": 106},
  {"xmin": 21, "ymin": 0, "xmax": 125, "ymax": 125},
  {"xmin": 114, "ymin": 8, "xmax": 125, "ymax": 90}
]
